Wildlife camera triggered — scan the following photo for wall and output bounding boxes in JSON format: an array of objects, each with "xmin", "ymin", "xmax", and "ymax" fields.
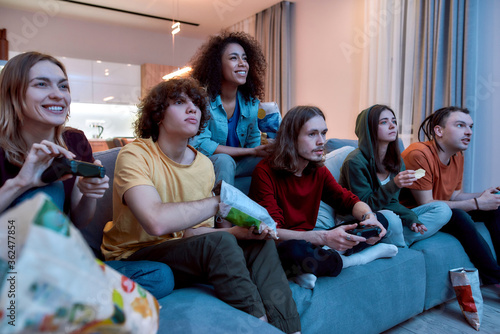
[
  {"xmin": 0, "ymin": 7, "xmax": 203, "ymax": 66},
  {"xmin": 469, "ymin": 0, "xmax": 500, "ymax": 192},
  {"xmin": 0, "ymin": 6, "xmax": 205, "ymax": 139},
  {"xmin": 2, "ymin": 2, "xmax": 497, "ymax": 190},
  {"xmin": 293, "ymin": 0, "xmax": 499, "ymax": 192},
  {"xmin": 293, "ymin": 0, "xmax": 365, "ymax": 140},
  {"xmin": 1, "ymin": 2, "xmax": 365, "ymax": 140}
]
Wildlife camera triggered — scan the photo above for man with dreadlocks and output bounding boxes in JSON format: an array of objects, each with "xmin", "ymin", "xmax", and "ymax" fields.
[{"xmin": 402, "ymin": 106, "xmax": 500, "ymax": 287}]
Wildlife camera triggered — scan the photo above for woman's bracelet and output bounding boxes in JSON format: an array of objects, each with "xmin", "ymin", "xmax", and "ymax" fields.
[{"xmin": 473, "ymin": 197, "xmax": 480, "ymax": 211}]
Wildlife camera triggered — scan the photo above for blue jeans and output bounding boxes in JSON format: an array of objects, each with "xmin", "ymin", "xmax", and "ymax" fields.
[
  {"xmin": 378, "ymin": 209, "xmax": 405, "ymax": 247},
  {"xmin": 378, "ymin": 203, "xmax": 452, "ymax": 247},
  {"xmin": 404, "ymin": 201, "xmax": 452, "ymax": 246},
  {"xmin": 106, "ymin": 260, "xmax": 174, "ymax": 299},
  {"xmin": 209, "ymin": 153, "xmax": 261, "ymax": 186}
]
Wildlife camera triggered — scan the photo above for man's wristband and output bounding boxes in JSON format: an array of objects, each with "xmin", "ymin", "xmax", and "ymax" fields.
[
  {"xmin": 473, "ymin": 198, "xmax": 480, "ymax": 210},
  {"xmin": 361, "ymin": 212, "xmax": 375, "ymax": 221}
]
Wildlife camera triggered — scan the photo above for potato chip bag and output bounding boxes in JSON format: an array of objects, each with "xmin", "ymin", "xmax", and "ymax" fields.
[
  {"xmin": 449, "ymin": 267, "xmax": 483, "ymax": 331},
  {"xmin": 218, "ymin": 181, "xmax": 278, "ymax": 239},
  {"xmin": 0, "ymin": 194, "xmax": 159, "ymax": 333}
]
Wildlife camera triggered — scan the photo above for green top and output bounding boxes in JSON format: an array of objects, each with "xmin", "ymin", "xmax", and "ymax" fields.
[{"xmin": 338, "ymin": 106, "xmax": 419, "ymax": 228}]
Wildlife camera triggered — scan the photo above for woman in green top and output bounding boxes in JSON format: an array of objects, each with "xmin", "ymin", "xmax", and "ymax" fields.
[{"xmin": 339, "ymin": 104, "xmax": 452, "ymax": 246}]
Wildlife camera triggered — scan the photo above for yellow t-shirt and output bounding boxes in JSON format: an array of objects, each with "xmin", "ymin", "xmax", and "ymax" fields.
[{"xmin": 101, "ymin": 138, "xmax": 215, "ymax": 261}]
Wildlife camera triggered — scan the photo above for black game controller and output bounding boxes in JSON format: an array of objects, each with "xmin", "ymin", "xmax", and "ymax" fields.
[
  {"xmin": 347, "ymin": 225, "xmax": 382, "ymax": 239},
  {"xmin": 41, "ymin": 157, "xmax": 106, "ymax": 183}
]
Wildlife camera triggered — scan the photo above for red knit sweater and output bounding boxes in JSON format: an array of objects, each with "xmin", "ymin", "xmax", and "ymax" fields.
[{"xmin": 249, "ymin": 160, "xmax": 360, "ymax": 231}]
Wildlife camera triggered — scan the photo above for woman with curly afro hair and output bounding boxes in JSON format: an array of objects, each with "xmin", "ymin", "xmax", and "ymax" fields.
[{"xmin": 190, "ymin": 31, "xmax": 271, "ymax": 190}]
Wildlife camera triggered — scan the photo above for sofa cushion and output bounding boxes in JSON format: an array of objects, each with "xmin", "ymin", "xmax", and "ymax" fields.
[
  {"xmin": 291, "ymin": 248, "xmax": 426, "ymax": 334},
  {"xmin": 325, "ymin": 138, "xmax": 358, "ymax": 153},
  {"xmin": 158, "ymin": 285, "xmax": 283, "ymax": 334},
  {"xmin": 324, "ymin": 138, "xmax": 405, "ymax": 154},
  {"xmin": 410, "ymin": 232, "xmax": 475, "ymax": 310},
  {"xmin": 316, "ymin": 146, "xmax": 356, "ymax": 230},
  {"xmin": 411, "ymin": 224, "xmax": 495, "ymax": 310},
  {"xmin": 80, "ymin": 147, "xmax": 121, "ymax": 259},
  {"xmin": 324, "ymin": 146, "xmax": 356, "ymax": 180}
]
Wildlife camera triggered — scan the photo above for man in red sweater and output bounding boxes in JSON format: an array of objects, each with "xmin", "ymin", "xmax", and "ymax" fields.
[{"xmin": 249, "ymin": 106, "xmax": 398, "ymax": 289}]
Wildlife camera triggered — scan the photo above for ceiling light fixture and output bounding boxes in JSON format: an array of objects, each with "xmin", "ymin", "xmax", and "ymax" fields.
[
  {"xmin": 162, "ymin": 67, "xmax": 192, "ymax": 80},
  {"xmin": 58, "ymin": 0, "xmax": 199, "ymax": 26},
  {"xmin": 171, "ymin": 22, "xmax": 180, "ymax": 35},
  {"xmin": 103, "ymin": 96, "xmax": 115, "ymax": 102}
]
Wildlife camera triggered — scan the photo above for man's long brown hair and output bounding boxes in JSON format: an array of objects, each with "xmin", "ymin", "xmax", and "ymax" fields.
[{"xmin": 268, "ymin": 105, "xmax": 325, "ymax": 174}]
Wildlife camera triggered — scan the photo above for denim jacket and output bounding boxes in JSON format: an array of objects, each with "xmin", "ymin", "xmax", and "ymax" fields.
[{"xmin": 191, "ymin": 91, "xmax": 261, "ymax": 156}]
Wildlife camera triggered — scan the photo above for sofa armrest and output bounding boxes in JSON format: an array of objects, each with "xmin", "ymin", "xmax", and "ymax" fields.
[{"xmin": 80, "ymin": 147, "xmax": 121, "ymax": 259}]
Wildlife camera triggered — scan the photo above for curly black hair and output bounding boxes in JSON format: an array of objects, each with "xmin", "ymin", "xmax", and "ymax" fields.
[
  {"xmin": 134, "ymin": 77, "xmax": 210, "ymax": 142},
  {"xmin": 189, "ymin": 30, "xmax": 266, "ymax": 102}
]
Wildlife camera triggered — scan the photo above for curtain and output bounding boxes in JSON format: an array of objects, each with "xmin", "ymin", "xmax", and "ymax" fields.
[
  {"xmin": 360, "ymin": 0, "xmax": 478, "ymax": 190},
  {"xmin": 227, "ymin": 16, "xmax": 256, "ymax": 37},
  {"xmin": 255, "ymin": 1, "xmax": 294, "ymax": 115},
  {"xmin": 360, "ymin": 0, "xmax": 475, "ymax": 144},
  {"xmin": 228, "ymin": 1, "xmax": 294, "ymax": 115},
  {"xmin": 359, "ymin": 0, "xmax": 418, "ymax": 147},
  {"xmin": 412, "ymin": 0, "xmax": 471, "ymax": 141}
]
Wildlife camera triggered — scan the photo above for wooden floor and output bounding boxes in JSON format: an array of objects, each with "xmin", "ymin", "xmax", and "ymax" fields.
[{"xmin": 383, "ymin": 285, "xmax": 500, "ymax": 334}]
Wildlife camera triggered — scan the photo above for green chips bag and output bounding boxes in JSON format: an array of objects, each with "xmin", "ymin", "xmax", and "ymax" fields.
[{"xmin": 217, "ymin": 181, "xmax": 278, "ymax": 239}]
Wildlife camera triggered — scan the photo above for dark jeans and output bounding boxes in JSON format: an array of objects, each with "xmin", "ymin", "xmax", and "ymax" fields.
[
  {"xmin": 126, "ymin": 231, "xmax": 301, "ymax": 333},
  {"xmin": 441, "ymin": 208, "xmax": 500, "ymax": 284},
  {"xmin": 278, "ymin": 239, "xmax": 344, "ymax": 278},
  {"xmin": 277, "ymin": 212, "xmax": 389, "ymax": 278}
]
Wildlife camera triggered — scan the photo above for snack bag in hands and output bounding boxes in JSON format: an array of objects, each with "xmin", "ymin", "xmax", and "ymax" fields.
[
  {"xmin": 449, "ymin": 267, "xmax": 483, "ymax": 331},
  {"xmin": 257, "ymin": 102, "xmax": 281, "ymax": 139},
  {"xmin": 218, "ymin": 181, "xmax": 278, "ymax": 239},
  {"xmin": 0, "ymin": 193, "xmax": 159, "ymax": 334}
]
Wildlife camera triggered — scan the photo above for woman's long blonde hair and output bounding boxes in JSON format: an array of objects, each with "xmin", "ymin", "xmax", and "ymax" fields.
[{"xmin": 0, "ymin": 52, "xmax": 68, "ymax": 166}]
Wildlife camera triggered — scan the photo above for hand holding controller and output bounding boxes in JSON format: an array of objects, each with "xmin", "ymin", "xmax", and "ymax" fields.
[
  {"xmin": 41, "ymin": 157, "xmax": 106, "ymax": 183},
  {"xmin": 347, "ymin": 224, "xmax": 382, "ymax": 239}
]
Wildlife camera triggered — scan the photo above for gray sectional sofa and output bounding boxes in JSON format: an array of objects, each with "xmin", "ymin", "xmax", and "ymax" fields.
[{"xmin": 80, "ymin": 139, "xmax": 495, "ymax": 334}]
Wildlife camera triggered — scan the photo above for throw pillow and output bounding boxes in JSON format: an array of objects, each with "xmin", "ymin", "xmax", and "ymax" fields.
[{"xmin": 315, "ymin": 146, "xmax": 356, "ymax": 230}]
